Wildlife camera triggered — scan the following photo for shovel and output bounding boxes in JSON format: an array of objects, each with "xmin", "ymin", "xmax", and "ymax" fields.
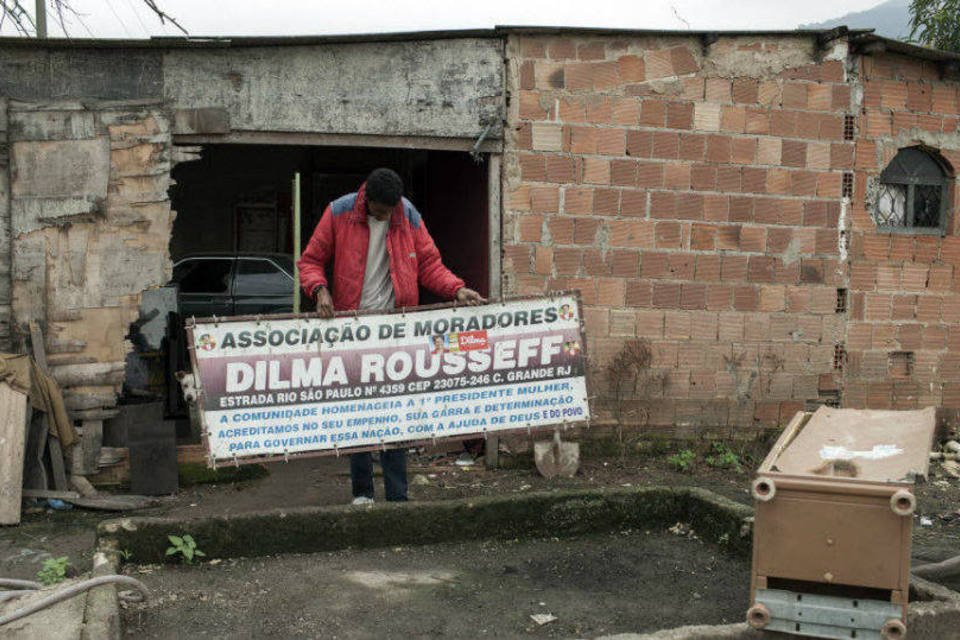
[{"xmin": 534, "ymin": 428, "xmax": 580, "ymax": 478}]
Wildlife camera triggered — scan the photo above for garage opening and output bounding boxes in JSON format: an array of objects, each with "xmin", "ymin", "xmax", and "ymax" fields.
[{"xmin": 137, "ymin": 143, "xmax": 492, "ymax": 431}]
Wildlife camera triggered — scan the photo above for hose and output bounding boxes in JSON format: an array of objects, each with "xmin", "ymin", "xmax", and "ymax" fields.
[
  {"xmin": 0, "ymin": 575, "xmax": 150, "ymax": 627},
  {"xmin": 0, "ymin": 579, "xmax": 42, "ymax": 590}
]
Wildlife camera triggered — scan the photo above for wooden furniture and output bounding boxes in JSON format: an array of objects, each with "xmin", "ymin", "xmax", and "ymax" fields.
[{"xmin": 748, "ymin": 406, "xmax": 937, "ymax": 640}]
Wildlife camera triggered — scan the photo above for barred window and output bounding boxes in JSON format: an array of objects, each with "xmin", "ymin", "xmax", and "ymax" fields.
[{"xmin": 872, "ymin": 147, "xmax": 952, "ymax": 234}]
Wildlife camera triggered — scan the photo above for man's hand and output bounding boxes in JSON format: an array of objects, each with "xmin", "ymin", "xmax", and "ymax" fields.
[
  {"xmin": 455, "ymin": 287, "xmax": 486, "ymax": 306},
  {"xmin": 314, "ymin": 286, "xmax": 334, "ymax": 318}
]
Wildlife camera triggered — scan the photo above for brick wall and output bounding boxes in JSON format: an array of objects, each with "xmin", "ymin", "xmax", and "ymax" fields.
[
  {"xmin": 503, "ymin": 32, "xmax": 960, "ymax": 432},
  {"xmin": 843, "ymin": 51, "xmax": 960, "ymax": 414}
]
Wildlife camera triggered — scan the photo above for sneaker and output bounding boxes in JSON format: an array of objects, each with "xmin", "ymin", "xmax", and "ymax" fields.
[{"xmin": 351, "ymin": 496, "xmax": 374, "ymax": 506}]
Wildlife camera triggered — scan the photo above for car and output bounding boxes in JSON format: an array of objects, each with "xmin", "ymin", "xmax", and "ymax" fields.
[{"xmin": 171, "ymin": 254, "xmax": 297, "ymax": 319}]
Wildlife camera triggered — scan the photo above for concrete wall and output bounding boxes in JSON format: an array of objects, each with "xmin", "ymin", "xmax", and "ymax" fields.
[
  {"xmin": 163, "ymin": 39, "xmax": 504, "ymax": 139},
  {"xmin": 0, "ymin": 98, "xmax": 10, "ymax": 351},
  {"xmin": 501, "ymin": 32, "xmax": 960, "ymax": 432}
]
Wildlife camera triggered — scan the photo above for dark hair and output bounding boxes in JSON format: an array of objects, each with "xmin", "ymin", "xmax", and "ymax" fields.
[{"xmin": 365, "ymin": 168, "xmax": 404, "ymax": 206}]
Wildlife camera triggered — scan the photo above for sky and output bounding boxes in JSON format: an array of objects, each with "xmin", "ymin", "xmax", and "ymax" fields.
[{"xmin": 0, "ymin": 0, "xmax": 891, "ymax": 39}]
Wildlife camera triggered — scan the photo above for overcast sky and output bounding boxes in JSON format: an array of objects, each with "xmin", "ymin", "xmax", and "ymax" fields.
[{"xmin": 0, "ymin": 0, "xmax": 889, "ymax": 38}]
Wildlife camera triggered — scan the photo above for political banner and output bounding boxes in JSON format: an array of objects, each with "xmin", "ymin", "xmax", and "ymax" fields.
[{"xmin": 186, "ymin": 293, "xmax": 589, "ymax": 467}]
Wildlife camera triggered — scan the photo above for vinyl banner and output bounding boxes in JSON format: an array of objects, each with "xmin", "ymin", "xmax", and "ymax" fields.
[{"xmin": 186, "ymin": 294, "xmax": 589, "ymax": 466}]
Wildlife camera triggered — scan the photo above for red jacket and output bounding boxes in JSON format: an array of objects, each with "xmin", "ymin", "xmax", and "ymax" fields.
[{"xmin": 297, "ymin": 183, "xmax": 465, "ymax": 311}]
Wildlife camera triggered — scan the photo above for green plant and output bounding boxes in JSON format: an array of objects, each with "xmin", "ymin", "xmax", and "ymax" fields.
[
  {"xmin": 705, "ymin": 442, "xmax": 743, "ymax": 472},
  {"xmin": 37, "ymin": 556, "xmax": 70, "ymax": 586},
  {"xmin": 165, "ymin": 534, "xmax": 206, "ymax": 564},
  {"xmin": 667, "ymin": 449, "xmax": 696, "ymax": 472},
  {"xmin": 119, "ymin": 549, "xmax": 133, "ymax": 562},
  {"xmin": 910, "ymin": 0, "xmax": 960, "ymax": 53}
]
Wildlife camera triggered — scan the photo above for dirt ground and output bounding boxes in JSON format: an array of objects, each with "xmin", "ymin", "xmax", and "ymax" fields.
[
  {"xmin": 2, "ymin": 444, "xmax": 958, "ymax": 585},
  {"xmin": 121, "ymin": 528, "xmax": 750, "ymax": 639}
]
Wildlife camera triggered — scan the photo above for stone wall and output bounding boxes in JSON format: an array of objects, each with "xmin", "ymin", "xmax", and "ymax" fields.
[{"xmin": 7, "ymin": 100, "xmax": 175, "ymax": 416}]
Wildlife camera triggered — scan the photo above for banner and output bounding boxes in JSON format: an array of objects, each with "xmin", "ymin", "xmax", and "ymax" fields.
[{"xmin": 186, "ymin": 294, "xmax": 590, "ymax": 466}]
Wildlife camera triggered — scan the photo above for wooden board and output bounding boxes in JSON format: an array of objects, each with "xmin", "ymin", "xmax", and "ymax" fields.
[{"xmin": 0, "ymin": 383, "xmax": 30, "ymax": 525}]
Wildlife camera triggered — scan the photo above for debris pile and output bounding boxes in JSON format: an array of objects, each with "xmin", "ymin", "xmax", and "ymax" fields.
[{"xmin": 929, "ymin": 438, "xmax": 960, "ymax": 480}]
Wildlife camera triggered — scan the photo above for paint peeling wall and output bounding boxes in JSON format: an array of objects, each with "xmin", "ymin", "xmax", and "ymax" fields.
[{"xmin": 7, "ymin": 100, "xmax": 175, "ymax": 416}]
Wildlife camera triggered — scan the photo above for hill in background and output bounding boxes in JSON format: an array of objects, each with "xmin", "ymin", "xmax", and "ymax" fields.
[{"xmin": 801, "ymin": 0, "xmax": 912, "ymax": 39}]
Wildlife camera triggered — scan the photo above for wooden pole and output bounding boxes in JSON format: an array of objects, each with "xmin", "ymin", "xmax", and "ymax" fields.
[{"xmin": 293, "ymin": 172, "xmax": 301, "ymax": 313}]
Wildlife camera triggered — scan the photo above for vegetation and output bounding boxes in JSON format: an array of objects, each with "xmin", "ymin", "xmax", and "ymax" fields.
[
  {"xmin": 36, "ymin": 556, "xmax": 70, "ymax": 586},
  {"xmin": 910, "ymin": 0, "xmax": 960, "ymax": 53},
  {"xmin": 667, "ymin": 449, "xmax": 696, "ymax": 472},
  {"xmin": 704, "ymin": 442, "xmax": 744, "ymax": 472},
  {"xmin": 166, "ymin": 534, "xmax": 206, "ymax": 564}
]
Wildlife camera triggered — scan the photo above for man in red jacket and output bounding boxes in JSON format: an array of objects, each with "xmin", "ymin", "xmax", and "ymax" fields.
[{"xmin": 298, "ymin": 167, "xmax": 484, "ymax": 504}]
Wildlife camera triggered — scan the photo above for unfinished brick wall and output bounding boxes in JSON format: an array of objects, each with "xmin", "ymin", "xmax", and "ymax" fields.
[
  {"xmin": 502, "ymin": 33, "xmax": 870, "ymax": 432},
  {"xmin": 843, "ymin": 51, "xmax": 960, "ymax": 414}
]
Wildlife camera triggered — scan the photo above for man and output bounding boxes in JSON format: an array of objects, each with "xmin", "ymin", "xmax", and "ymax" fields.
[{"xmin": 298, "ymin": 167, "xmax": 484, "ymax": 504}]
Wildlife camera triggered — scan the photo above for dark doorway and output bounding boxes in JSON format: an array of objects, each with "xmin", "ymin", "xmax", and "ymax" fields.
[{"xmin": 169, "ymin": 144, "xmax": 491, "ymax": 300}]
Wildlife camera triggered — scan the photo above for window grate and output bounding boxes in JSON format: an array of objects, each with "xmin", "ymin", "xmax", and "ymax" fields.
[
  {"xmin": 835, "ymin": 288, "xmax": 847, "ymax": 314},
  {"xmin": 833, "ymin": 343, "xmax": 847, "ymax": 371},
  {"xmin": 871, "ymin": 146, "xmax": 950, "ymax": 233},
  {"xmin": 842, "ymin": 172, "xmax": 854, "ymax": 199},
  {"xmin": 843, "ymin": 114, "xmax": 856, "ymax": 141}
]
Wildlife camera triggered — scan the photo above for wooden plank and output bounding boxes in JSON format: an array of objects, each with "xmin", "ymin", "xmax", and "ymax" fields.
[
  {"xmin": 29, "ymin": 320, "xmax": 48, "ymax": 369},
  {"xmin": 21, "ymin": 488, "xmax": 80, "ymax": 500},
  {"xmin": 80, "ymin": 420, "xmax": 103, "ymax": 475},
  {"xmin": 21, "ymin": 413, "xmax": 48, "ymax": 491},
  {"xmin": 0, "ymin": 383, "xmax": 30, "ymax": 525},
  {"xmin": 47, "ymin": 431, "xmax": 68, "ymax": 490}
]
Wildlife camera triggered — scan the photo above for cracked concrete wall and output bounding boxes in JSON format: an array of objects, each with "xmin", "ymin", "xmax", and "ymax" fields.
[
  {"xmin": 8, "ymin": 100, "xmax": 174, "ymax": 417},
  {"xmin": 161, "ymin": 39, "xmax": 504, "ymax": 138}
]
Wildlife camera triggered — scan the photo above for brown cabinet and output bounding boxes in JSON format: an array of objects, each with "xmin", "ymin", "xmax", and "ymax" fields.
[{"xmin": 747, "ymin": 407, "xmax": 936, "ymax": 640}]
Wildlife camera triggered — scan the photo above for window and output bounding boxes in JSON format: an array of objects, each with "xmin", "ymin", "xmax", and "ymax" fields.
[
  {"xmin": 872, "ymin": 147, "xmax": 952, "ymax": 234},
  {"xmin": 234, "ymin": 258, "xmax": 293, "ymax": 296},
  {"xmin": 175, "ymin": 259, "xmax": 233, "ymax": 294}
]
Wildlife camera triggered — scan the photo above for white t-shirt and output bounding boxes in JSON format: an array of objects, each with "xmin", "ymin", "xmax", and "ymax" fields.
[{"xmin": 359, "ymin": 217, "xmax": 396, "ymax": 311}]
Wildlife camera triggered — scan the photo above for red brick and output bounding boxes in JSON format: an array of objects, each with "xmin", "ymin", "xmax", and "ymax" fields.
[
  {"xmin": 732, "ymin": 78, "xmax": 760, "ymax": 104},
  {"xmin": 545, "ymin": 156, "xmax": 577, "ymax": 182},
  {"xmin": 664, "ymin": 163, "xmax": 691, "ymax": 189},
  {"xmin": 640, "ymin": 100, "xmax": 667, "ymax": 127},
  {"xmin": 530, "ymin": 186, "xmax": 560, "ymax": 213},
  {"xmin": 518, "ymin": 214, "xmax": 544, "ymax": 242},
  {"xmin": 611, "ymin": 250, "xmax": 640, "ymax": 278},
  {"xmin": 608, "ymin": 220, "xmax": 655, "ymax": 248},
  {"xmin": 678, "ymin": 134, "xmax": 706, "ymax": 161},
  {"xmin": 519, "ymin": 154, "xmax": 547, "ymax": 182},
  {"xmin": 766, "ymin": 227, "xmax": 793, "ymax": 254},
  {"xmin": 618, "ymin": 55, "xmax": 646, "ymax": 83},
  {"xmin": 695, "ymin": 254, "xmax": 722, "ymax": 281},
  {"xmin": 740, "ymin": 226, "xmax": 766, "ymax": 253},
  {"xmin": 534, "ymin": 246, "xmax": 554, "ymax": 275},
  {"xmin": 729, "ymin": 197, "xmax": 754, "ymax": 223},
  {"xmin": 706, "ymin": 285, "xmax": 733, "ymax": 310},
  {"xmin": 547, "ymin": 39, "xmax": 577, "ymax": 60},
  {"xmin": 691, "ymin": 224, "xmax": 717, "ymax": 251},
  {"xmin": 553, "ymin": 248, "xmax": 581, "ymax": 275},
  {"xmin": 563, "ymin": 187, "xmax": 593, "ymax": 215},
  {"xmin": 593, "ymin": 188, "xmax": 620, "ymax": 215},
  {"xmin": 721, "ymin": 255, "xmax": 749, "ymax": 281},
  {"xmin": 610, "ymin": 159, "xmax": 638, "ymax": 186},
  {"xmin": 703, "ymin": 195, "xmax": 729, "ymax": 221},
  {"xmin": 640, "ymin": 252, "xmax": 670, "ymax": 278},
  {"xmin": 573, "ymin": 218, "xmax": 601, "ymax": 244},
  {"xmin": 547, "ymin": 216, "xmax": 575, "ymax": 244},
  {"xmin": 653, "ymin": 282, "xmax": 682, "ymax": 308},
  {"xmin": 651, "ymin": 131, "xmax": 680, "ymax": 159},
  {"xmin": 578, "ymin": 42, "xmax": 606, "ymax": 61},
  {"xmin": 680, "ymin": 283, "xmax": 707, "ymax": 310},
  {"xmin": 781, "ymin": 140, "xmax": 807, "ymax": 167},
  {"xmin": 667, "ymin": 102, "xmax": 695, "ymax": 129},
  {"xmin": 597, "ymin": 278, "xmax": 626, "ymax": 306},
  {"xmin": 721, "ymin": 106, "xmax": 747, "ymax": 133},
  {"xmin": 620, "ymin": 190, "xmax": 647, "ymax": 216},
  {"xmin": 741, "ymin": 167, "xmax": 767, "ymax": 194},
  {"xmin": 717, "ymin": 166, "xmax": 742, "ymax": 193},
  {"xmin": 734, "ymin": 286, "xmax": 759, "ymax": 311},
  {"xmin": 731, "ymin": 137, "xmax": 758, "ymax": 164},
  {"xmin": 655, "ymin": 221, "xmax": 683, "ymax": 249},
  {"xmin": 676, "ymin": 194, "xmax": 704, "ymax": 220},
  {"xmin": 626, "ymin": 281, "xmax": 653, "ymax": 307},
  {"xmin": 626, "ymin": 130, "xmax": 653, "ymax": 157},
  {"xmin": 705, "ymin": 135, "xmax": 732, "ymax": 163}
]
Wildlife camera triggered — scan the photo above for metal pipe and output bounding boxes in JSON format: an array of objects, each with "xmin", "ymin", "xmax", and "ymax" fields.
[
  {"xmin": 0, "ymin": 575, "xmax": 150, "ymax": 627},
  {"xmin": 35, "ymin": 0, "xmax": 47, "ymax": 38}
]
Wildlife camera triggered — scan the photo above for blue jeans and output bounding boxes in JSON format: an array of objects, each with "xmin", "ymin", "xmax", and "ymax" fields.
[{"xmin": 350, "ymin": 449, "xmax": 408, "ymax": 501}]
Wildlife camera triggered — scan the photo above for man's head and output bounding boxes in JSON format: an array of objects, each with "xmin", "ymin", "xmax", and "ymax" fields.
[{"xmin": 365, "ymin": 168, "xmax": 403, "ymax": 221}]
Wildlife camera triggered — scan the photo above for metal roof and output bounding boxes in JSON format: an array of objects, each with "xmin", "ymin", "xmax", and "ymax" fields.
[{"xmin": 0, "ymin": 25, "xmax": 957, "ymax": 64}]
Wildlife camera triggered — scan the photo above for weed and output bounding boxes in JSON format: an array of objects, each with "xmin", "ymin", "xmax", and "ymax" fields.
[
  {"xmin": 705, "ymin": 442, "xmax": 743, "ymax": 472},
  {"xmin": 667, "ymin": 449, "xmax": 696, "ymax": 472},
  {"xmin": 119, "ymin": 549, "xmax": 133, "ymax": 562},
  {"xmin": 166, "ymin": 534, "xmax": 206, "ymax": 564},
  {"xmin": 37, "ymin": 556, "xmax": 70, "ymax": 586}
]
